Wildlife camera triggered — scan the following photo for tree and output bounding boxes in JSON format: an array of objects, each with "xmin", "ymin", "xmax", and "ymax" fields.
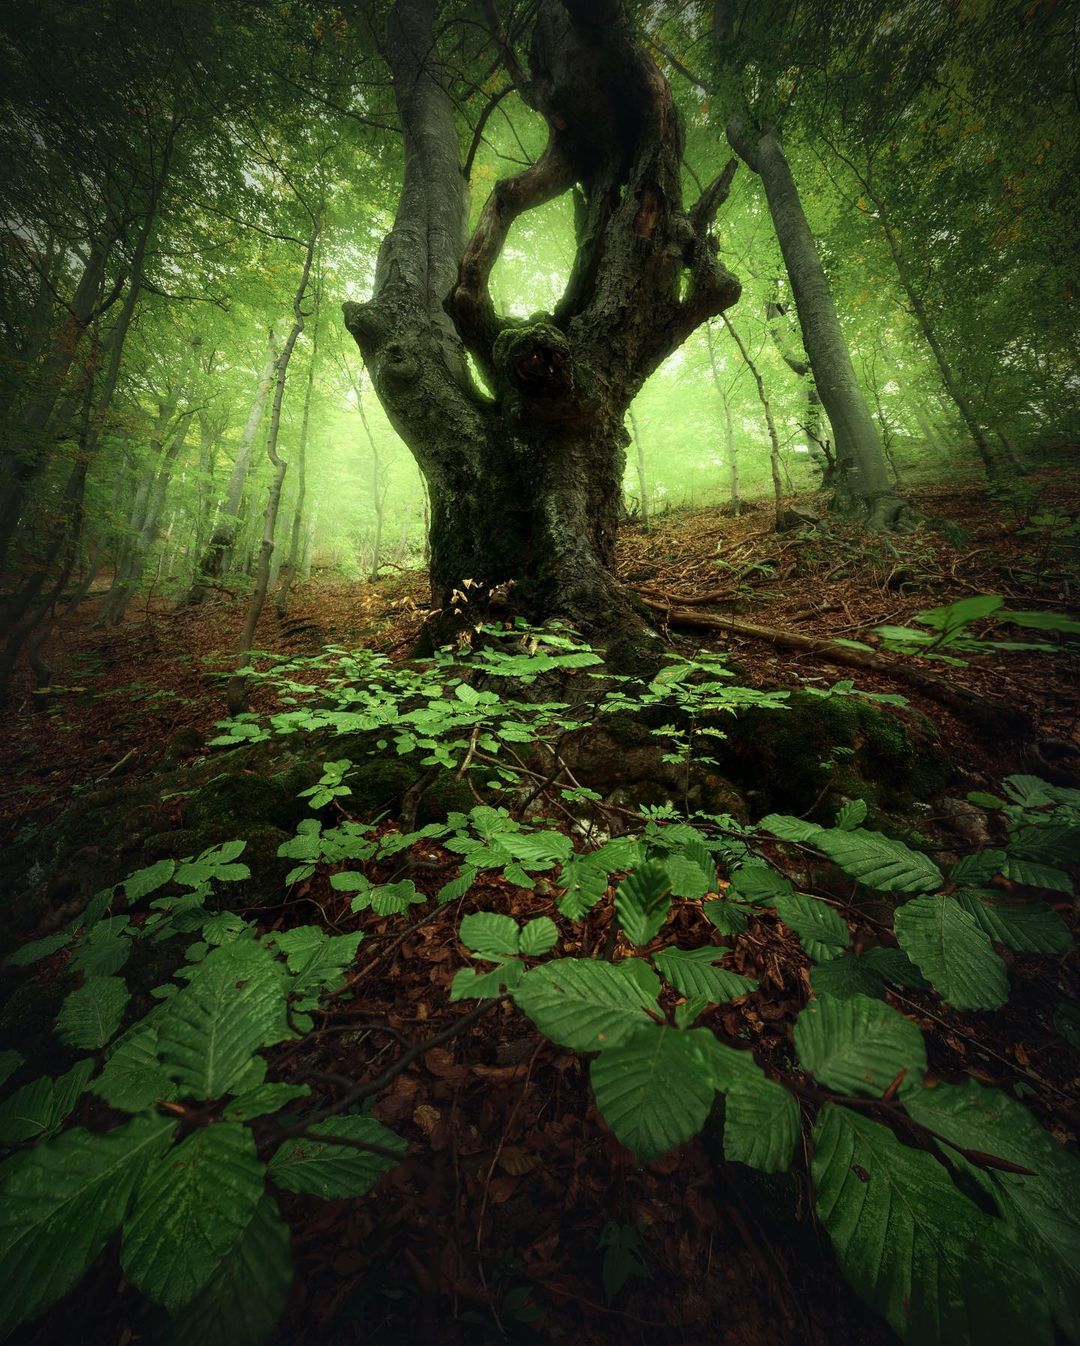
[{"xmin": 344, "ymin": 0, "xmax": 740, "ymax": 662}]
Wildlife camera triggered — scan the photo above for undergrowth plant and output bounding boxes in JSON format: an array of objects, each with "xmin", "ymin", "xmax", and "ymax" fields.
[{"xmin": 1, "ymin": 625, "xmax": 1078, "ymax": 1346}]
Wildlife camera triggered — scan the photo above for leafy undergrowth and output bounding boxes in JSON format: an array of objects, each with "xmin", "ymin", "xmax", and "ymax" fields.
[{"xmin": 1, "ymin": 476, "xmax": 1079, "ymax": 1346}]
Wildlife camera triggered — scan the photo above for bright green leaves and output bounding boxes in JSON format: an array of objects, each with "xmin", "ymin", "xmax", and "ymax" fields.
[
  {"xmin": 271, "ymin": 926, "xmax": 363, "ymax": 1003},
  {"xmin": 92, "ymin": 1028, "xmax": 177, "ymax": 1113},
  {"xmin": 55, "ymin": 975, "xmax": 129, "ymax": 1049},
  {"xmin": 795, "ymin": 995, "xmax": 925, "ymax": 1097},
  {"xmin": 170, "ymin": 1195, "xmax": 292, "ymax": 1346},
  {"xmin": 451, "ymin": 912, "xmax": 557, "ymax": 1002},
  {"xmin": 121, "ymin": 1123, "xmax": 265, "ymax": 1313},
  {"xmin": 812, "ymin": 1104, "xmax": 1049, "ymax": 1346},
  {"xmin": 904, "ymin": 1081, "xmax": 1080, "ymax": 1343},
  {"xmin": 615, "ymin": 862, "xmax": 672, "ymax": 946},
  {"xmin": 590, "ymin": 1025, "xmax": 715, "ymax": 1163},
  {"xmin": 459, "ymin": 912, "xmax": 554, "ymax": 960},
  {"xmin": 269, "ymin": 1116, "xmax": 406, "ymax": 1198},
  {"xmin": 761, "ymin": 816, "xmax": 943, "ymax": 892},
  {"xmin": 894, "ymin": 895, "xmax": 1009, "ymax": 1010},
  {"xmin": 772, "ymin": 891, "xmax": 850, "ymax": 960},
  {"xmin": 155, "ymin": 943, "xmax": 289, "ymax": 1099},
  {"xmin": 512, "ymin": 959, "xmax": 658, "ymax": 1053},
  {"xmin": 652, "ymin": 947, "xmax": 757, "ymax": 1003},
  {"xmin": 0, "ymin": 1113, "xmax": 176, "ymax": 1337},
  {"xmin": 956, "ymin": 891, "xmax": 1071, "ymax": 953}
]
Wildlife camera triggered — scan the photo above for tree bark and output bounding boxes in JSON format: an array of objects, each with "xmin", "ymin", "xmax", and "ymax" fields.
[
  {"xmin": 276, "ymin": 336, "xmax": 317, "ymax": 617},
  {"xmin": 721, "ymin": 314, "xmax": 784, "ymax": 525},
  {"xmin": 188, "ymin": 327, "xmax": 279, "ymax": 600},
  {"xmin": 726, "ymin": 121, "xmax": 910, "ymax": 529},
  {"xmin": 628, "ymin": 408, "xmax": 649, "ymax": 530},
  {"xmin": 345, "ymin": 0, "xmax": 740, "ymax": 665}
]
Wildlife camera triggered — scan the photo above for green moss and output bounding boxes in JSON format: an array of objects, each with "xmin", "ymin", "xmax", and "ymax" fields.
[
  {"xmin": 183, "ymin": 772, "xmax": 296, "ymax": 832},
  {"xmin": 343, "ymin": 758, "xmax": 422, "ymax": 819},
  {"xmin": 724, "ymin": 691, "xmax": 948, "ymax": 816},
  {"xmin": 417, "ymin": 770, "xmax": 479, "ymax": 825}
]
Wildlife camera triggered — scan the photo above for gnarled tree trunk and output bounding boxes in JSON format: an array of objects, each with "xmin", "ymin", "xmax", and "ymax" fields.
[{"xmin": 345, "ymin": 0, "xmax": 740, "ymax": 664}]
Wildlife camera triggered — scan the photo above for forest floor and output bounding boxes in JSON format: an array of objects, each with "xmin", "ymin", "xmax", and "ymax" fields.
[
  {"xmin": 3, "ymin": 472, "xmax": 1078, "ymax": 834},
  {"xmin": 2, "ymin": 473, "xmax": 1079, "ymax": 1346}
]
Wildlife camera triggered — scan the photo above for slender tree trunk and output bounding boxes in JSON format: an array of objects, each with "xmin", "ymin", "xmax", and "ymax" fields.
[
  {"xmin": 869, "ymin": 194, "xmax": 1001, "ymax": 477},
  {"xmin": 276, "ymin": 327, "xmax": 317, "ymax": 616},
  {"xmin": 98, "ymin": 404, "xmax": 195, "ymax": 625},
  {"xmin": 352, "ymin": 372, "xmax": 387, "ymax": 582},
  {"xmin": 706, "ymin": 324, "xmax": 740, "ymax": 513},
  {"xmin": 726, "ymin": 121, "xmax": 909, "ymax": 529},
  {"xmin": 301, "ymin": 496, "xmax": 319, "ymax": 582},
  {"xmin": 721, "ymin": 315, "xmax": 784, "ymax": 525},
  {"xmin": 228, "ymin": 226, "xmax": 319, "ymax": 714},
  {"xmin": 628, "ymin": 408, "xmax": 649, "ymax": 530},
  {"xmin": 188, "ymin": 328, "xmax": 278, "ymax": 600}
]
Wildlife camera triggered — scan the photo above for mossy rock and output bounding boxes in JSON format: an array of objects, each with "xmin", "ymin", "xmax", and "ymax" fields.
[
  {"xmin": 343, "ymin": 757, "xmax": 424, "ymax": 819},
  {"xmin": 724, "ymin": 692, "xmax": 949, "ymax": 817},
  {"xmin": 182, "ymin": 771, "xmax": 298, "ymax": 833},
  {"xmin": 416, "ymin": 770, "xmax": 476, "ymax": 825}
]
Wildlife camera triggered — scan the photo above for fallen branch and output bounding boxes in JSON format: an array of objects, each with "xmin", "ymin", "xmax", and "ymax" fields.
[{"xmin": 637, "ymin": 596, "xmax": 1033, "ymax": 735}]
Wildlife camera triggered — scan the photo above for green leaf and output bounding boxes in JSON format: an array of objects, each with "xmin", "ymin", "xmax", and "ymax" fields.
[
  {"xmin": 702, "ymin": 899, "xmax": 749, "ymax": 935},
  {"xmin": 223, "ymin": 1083, "xmax": 311, "ymax": 1121},
  {"xmin": 124, "ymin": 857, "xmax": 176, "ymax": 900},
  {"xmin": 652, "ymin": 947, "xmax": 757, "ymax": 1003},
  {"xmin": 665, "ymin": 852, "xmax": 714, "ymax": 899},
  {"xmin": 809, "ymin": 947, "xmax": 925, "ymax": 1001},
  {"xmin": 449, "ymin": 959, "xmax": 523, "ymax": 1002},
  {"xmin": 795, "ymin": 994, "xmax": 925, "ymax": 1097},
  {"xmin": 513, "ymin": 959, "xmax": 659, "ymax": 1053},
  {"xmin": 615, "ymin": 862, "xmax": 672, "ymax": 947},
  {"xmin": 171, "ymin": 1194, "xmax": 292, "ymax": 1346},
  {"xmin": 956, "ymin": 892, "xmax": 1071, "ymax": 954},
  {"xmin": 92, "ymin": 1029, "xmax": 176, "ymax": 1113},
  {"xmin": 274, "ymin": 927, "xmax": 363, "ymax": 998},
  {"xmin": 729, "ymin": 862, "xmax": 793, "ymax": 903},
  {"xmin": 696, "ymin": 1038, "xmax": 799, "ymax": 1172},
  {"xmin": 122, "ymin": 1123, "xmax": 265, "ymax": 1312},
  {"xmin": 369, "ymin": 880, "xmax": 426, "ymax": 915},
  {"xmin": 557, "ymin": 854, "xmax": 611, "ymax": 919},
  {"xmin": 519, "ymin": 917, "xmax": 558, "ymax": 957},
  {"xmin": 155, "ymin": 943, "xmax": 289, "ymax": 1099},
  {"xmin": 904, "ymin": 1080, "xmax": 1080, "ymax": 1343},
  {"xmin": 894, "ymin": 895, "xmax": 1009, "ymax": 1010},
  {"xmin": 55, "ymin": 975, "xmax": 129, "ymax": 1050},
  {"xmin": 812, "ymin": 1103, "xmax": 1049, "ymax": 1346},
  {"xmin": 772, "ymin": 892, "xmax": 850, "ymax": 961},
  {"xmin": 269, "ymin": 1115, "xmax": 406, "ymax": 1197},
  {"xmin": 1003, "ymin": 856, "xmax": 1072, "ymax": 894},
  {"xmin": 816, "ymin": 827, "xmax": 943, "ymax": 893},
  {"xmin": 5, "ymin": 931, "xmax": 72, "ymax": 967},
  {"xmin": 949, "ymin": 850, "xmax": 1006, "ymax": 886},
  {"xmin": 459, "ymin": 912, "xmax": 520, "ymax": 959},
  {"xmin": 0, "ymin": 1114, "xmax": 176, "ymax": 1336},
  {"xmin": 836, "ymin": 799, "xmax": 868, "ymax": 831},
  {"xmin": 590, "ymin": 1024, "xmax": 715, "ymax": 1162},
  {"xmin": 0, "ymin": 1059, "xmax": 94, "ymax": 1144}
]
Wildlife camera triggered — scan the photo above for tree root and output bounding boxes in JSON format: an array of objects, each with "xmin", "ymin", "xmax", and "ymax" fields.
[{"xmin": 636, "ymin": 595, "xmax": 1034, "ymax": 737}]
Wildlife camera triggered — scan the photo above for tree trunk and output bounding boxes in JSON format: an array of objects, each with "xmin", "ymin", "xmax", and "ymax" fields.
[
  {"xmin": 706, "ymin": 324, "xmax": 740, "ymax": 513},
  {"xmin": 721, "ymin": 315, "xmax": 784, "ymax": 525},
  {"xmin": 188, "ymin": 327, "xmax": 278, "ymax": 600},
  {"xmin": 628, "ymin": 408, "xmax": 649, "ymax": 530},
  {"xmin": 726, "ymin": 121, "xmax": 910, "ymax": 529},
  {"xmin": 228, "ymin": 225, "xmax": 318, "ymax": 715},
  {"xmin": 871, "ymin": 196, "xmax": 1002, "ymax": 477},
  {"xmin": 345, "ymin": 0, "xmax": 740, "ymax": 665},
  {"xmin": 277, "ymin": 325, "xmax": 317, "ymax": 617}
]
